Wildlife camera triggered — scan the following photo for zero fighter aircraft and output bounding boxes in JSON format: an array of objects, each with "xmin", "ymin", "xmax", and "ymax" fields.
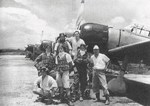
[{"xmin": 79, "ymin": 23, "xmax": 150, "ymax": 71}]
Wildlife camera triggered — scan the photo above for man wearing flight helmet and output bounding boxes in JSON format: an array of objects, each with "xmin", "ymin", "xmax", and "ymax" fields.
[
  {"xmin": 34, "ymin": 43, "xmax": 56, "ymax": 77},
  {"xmin": 74, "ymin": 44, "xmax": 89, "ymax": 101},
  {"xmin": 54, "ymin": 33, "xmax": 72, "ymax": 56}
]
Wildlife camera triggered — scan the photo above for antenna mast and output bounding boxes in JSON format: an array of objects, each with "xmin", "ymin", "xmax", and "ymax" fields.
[{"xmin": 41, "ymin": 30, "xmax": 44, "ymax": 43}]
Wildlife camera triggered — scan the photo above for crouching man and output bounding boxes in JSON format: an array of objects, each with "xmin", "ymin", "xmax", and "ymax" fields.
[
  {"xmin": 89, "ymin": 45, "xmax": 110, "ymax": 105},
  {"xmin": 33, "ymin": 67, "xmax": 57, "ymax": 105}
]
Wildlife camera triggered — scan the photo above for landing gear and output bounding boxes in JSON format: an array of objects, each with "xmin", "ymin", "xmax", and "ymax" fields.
[{"xmin": 122, "ymin": 55, "xmax": 129, "ymax": 74}]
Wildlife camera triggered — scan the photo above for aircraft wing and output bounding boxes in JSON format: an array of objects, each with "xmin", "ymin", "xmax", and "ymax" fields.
[{"xmin": 108, "ymin": 40, "xmax": 150, "ymax": 57}]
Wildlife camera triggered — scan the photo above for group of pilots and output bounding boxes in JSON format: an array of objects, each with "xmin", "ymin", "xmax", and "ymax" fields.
[{"xmin": 33, "ymin": 30, "xmax": 110, "ymax": 106}]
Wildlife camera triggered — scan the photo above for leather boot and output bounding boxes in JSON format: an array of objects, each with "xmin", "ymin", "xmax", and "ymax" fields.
[
  {"xmin": 95, "ymin": 93, "xmax": 100, "ymax": 101},
  {"xmin": 105, "ymin": 95, "xmax": 110, "ymax": 105}
]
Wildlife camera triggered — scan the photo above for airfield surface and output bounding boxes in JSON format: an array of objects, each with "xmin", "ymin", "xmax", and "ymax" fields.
[{"xmin": 0, "ymin": 55, "xmax": 143, "ymax": 106}]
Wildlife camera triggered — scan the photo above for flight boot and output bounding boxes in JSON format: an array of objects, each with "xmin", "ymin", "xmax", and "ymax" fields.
[
  {"xmin": 94, "ymin": 93, "xmax": 100, "ymax": 102},
  {"xmin": 105, "ymin": 95, "xmax": 110, "ymax": 105}
]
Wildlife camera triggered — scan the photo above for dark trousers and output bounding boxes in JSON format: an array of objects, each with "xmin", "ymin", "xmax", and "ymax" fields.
[{"xmin": 75, "ymin": 63, "xmax": 87, "ymax": 96}]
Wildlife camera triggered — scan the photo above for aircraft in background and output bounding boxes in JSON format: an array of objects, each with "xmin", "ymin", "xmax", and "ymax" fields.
[
  {"xmin": 79, "ymin": 23, "xmax": 150, "ymax": 71},
  {"xmin": 25, "ymin": 44, "xmax": 42, "ymax": 60},
  {"xmin": 73, "ymin": 0, "xmax": 150, "ymax": 71}
]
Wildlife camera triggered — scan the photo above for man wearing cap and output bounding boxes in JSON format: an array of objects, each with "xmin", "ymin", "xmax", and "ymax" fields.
[
  {"xmin": 54, "ymin": 33, "xmax": 72, "ymax": 56},
  {"xmin": 90, "ymin": 45, "xmax": 110, "ymax": 105},
  {"xmin": 33, "ymin": 67, "xmax": 58, "ymax": 105},
  {"xmin": 66, "ymin": 31, "xmax": 85, "ymax": 59},
  {"xmin": 34, "ymin": 43, "xmax": 56, "ymax": 77},
  {"xmin": 74, "ymin": 44, "xmax": 89, "ymax": 101}
]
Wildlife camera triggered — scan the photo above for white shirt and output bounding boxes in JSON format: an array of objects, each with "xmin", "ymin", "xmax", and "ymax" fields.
[
  {"xmin": 67, "ymin": 37, "xmax": 85, "ymax": 58},
  {"xmin": 34, "ymin": 75, "xmax": 57, "ymax": 91},
  {"xmin": 91, "ymin": 53, "xmax": 110, "ymax": 70}
]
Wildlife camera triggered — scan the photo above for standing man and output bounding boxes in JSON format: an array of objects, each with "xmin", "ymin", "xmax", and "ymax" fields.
[
  {"xmin": 55, "ymin": 45, "xmax": 74, "ymax": 106},
  {"xmin": 33, "ymin": 67, "xmax": 57, "ymax": 105},
  {"xmin": 74, "ymin": 44, "xmax": 89, "ymax": 101},
  {"xmin": 54, "ymin": 33, "xmax": 72, "ymax": 56},
  {"xmin": 34, "ymin": 44, "xmax": 55, "ymax": 77},
  {"xmin": 90, "ymin": 45, "xmax": 110, "ymax": 105},
  {"xmin": 67, "ymin": 30, "xmax": 85, "ymax": 59}
]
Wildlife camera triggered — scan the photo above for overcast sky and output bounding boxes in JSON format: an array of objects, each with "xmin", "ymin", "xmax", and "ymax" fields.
[{"xmin": 0, "ymin": 0, "xmax": 150, "ymax": 49}]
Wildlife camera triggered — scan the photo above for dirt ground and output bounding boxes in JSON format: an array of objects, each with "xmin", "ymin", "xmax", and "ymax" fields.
[{"xmin": 0, "ymin": 55, "xmax": 142, "ymax": 106}]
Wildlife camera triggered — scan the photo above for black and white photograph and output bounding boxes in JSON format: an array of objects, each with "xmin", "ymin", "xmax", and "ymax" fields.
[{"xmin": 0, "ymin": 0, "xmax": 150, "ymax": 106}]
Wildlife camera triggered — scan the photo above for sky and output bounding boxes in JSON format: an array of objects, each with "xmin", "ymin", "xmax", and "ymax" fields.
[{"xmin": 0, "ymin": 0, "xmax": 150, "ymax": 49}]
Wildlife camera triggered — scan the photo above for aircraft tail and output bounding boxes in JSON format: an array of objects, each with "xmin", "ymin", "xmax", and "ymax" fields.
[{"xmin": 76, "ymin": 0, "xmax": 85, "ymax": 29}]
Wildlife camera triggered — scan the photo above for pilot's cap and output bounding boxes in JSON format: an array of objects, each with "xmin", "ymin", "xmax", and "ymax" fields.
[
  {"xmin": 40, "ymin": 67, "xmax": 48, "ymax": 73},
  {"xmin": 75, "ymin": 30, "xmax": 80, "ymax": 33},
  {"xmin": 73, "ymin": 30, "xmax": 80, "ymax": 36},
  {"xmin": 93, "ymin": 45, "xmax": 99, "ymax": 50}
]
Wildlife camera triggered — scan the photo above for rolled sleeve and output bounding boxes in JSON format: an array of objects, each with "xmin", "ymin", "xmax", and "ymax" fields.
[
  {"xmin": 54, "ymin": 43, "xmax": 59, "ymax": 51},
  {"xmin": 55, "ymin": 56, "xmax": 58, "ymax": 64},
  {"xmin": 103, "ymin": 54, "xmax": 110, "ymax": 63},
  {"xmin": 48, "ymin": 77, "xmax": 58, "ymax": 89},
  {"xmin": 81, "ymin": 39, "xmax": 85, "ymax": 45},
  {"xmin": 66, "ymin": 41, "xmax": 72, "ymax": 50}
]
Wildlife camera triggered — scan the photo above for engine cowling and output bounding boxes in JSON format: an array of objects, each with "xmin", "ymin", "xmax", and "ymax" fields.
[{"xmin": 80, "ymin": 23, "xmax": 109, "ymax": 54}]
